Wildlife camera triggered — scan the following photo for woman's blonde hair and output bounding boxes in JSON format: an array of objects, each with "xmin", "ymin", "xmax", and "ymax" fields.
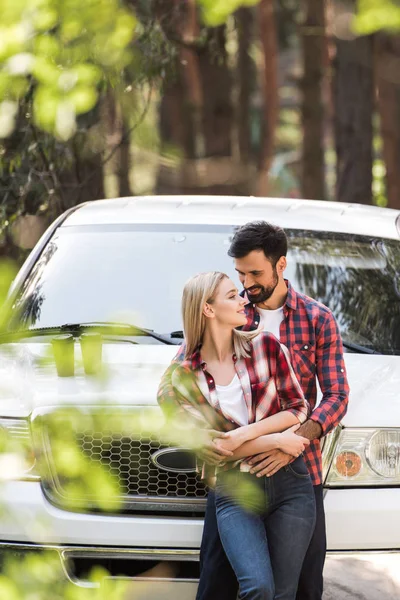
[{"xmin": 182, "ymin": 271, "xmax": 260, "ymax": 359}]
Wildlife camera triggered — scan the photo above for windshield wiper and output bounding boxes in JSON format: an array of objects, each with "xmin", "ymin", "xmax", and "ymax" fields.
[
  {"xmin": 342, "ymin": 340, "xmax": 378, "ymax": 354},
  {"xmin": 170, "ymin": 330, "xmax": 184, "ymax": 338},
  {"xmin": 0, "ymin": 322, "xmax": 180, "ymax": 346}
]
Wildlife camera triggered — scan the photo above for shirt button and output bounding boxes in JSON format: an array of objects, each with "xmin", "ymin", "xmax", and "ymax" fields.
[
  {"xmin": 304, "ymin": 345, "xmax": 309, "ymax": 350},
  {"xmin": 340, "ymin": 368, "xmax": 344, "ymax": 373}
]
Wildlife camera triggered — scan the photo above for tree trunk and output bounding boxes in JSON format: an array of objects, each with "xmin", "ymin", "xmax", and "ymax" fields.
[
  {"xmin": 156, "ymin": 4, "xmax": 254, "ymax": 195},
  {"xmin": 256, "ymin": 0, "xmax": 278, "ymax": 196},
  {"xmin": 375, "ymin": 34, "xmax": 400, "ymax": 210},
  {"xmin": 236, "ymin": 7, "xmax": 254, "ymax": 164},
  {"xmin": 58, "ymin": 130, "xmax": 106, "ymax": 210},
  {"xmin": 103, "ymin": 91, "xmax": 131, "ymax": 198},
  {"xmin": 334, "ymin": 32, "xmax": 374, "ymax": 204},
  {"xmin": 301, "ymin": 0, "xmax": 326, "ymax": 200},
  {"xmin": 116, "ymin": 120, "xmax": 132, "ymax": 197}
]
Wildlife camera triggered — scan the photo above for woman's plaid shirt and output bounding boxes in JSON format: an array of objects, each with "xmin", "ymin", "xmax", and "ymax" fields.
[
  {"xmin": 158, "ymin": 281, "xmax": 349, "ymax": 485},
  {"xmin": 160, "ymin": 332, "xmax": 309, "ymax": 475}
]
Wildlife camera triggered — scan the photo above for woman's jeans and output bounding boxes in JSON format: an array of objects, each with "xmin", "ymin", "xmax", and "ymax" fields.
[{"xmin": 214, "ymin": 457, "xmax": 316, "ymax": 600}]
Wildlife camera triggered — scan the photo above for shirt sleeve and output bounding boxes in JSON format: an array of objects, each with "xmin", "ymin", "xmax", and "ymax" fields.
[
  {"xmin": 274, "ymin": 341, "xmax": 309, "ymax": 423},
  {"xmin": 310, "ymin": 310, "xmax": 350, "ymax": 435},
  {"xmin": 156, "ymin": 343, "xmax": 186, "ymax": 418}
]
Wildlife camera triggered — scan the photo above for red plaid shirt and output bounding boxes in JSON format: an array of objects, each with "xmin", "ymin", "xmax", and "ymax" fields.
[
  {"xmin": 159, "ymin": 332, "xmax": 308, "ymax": 474},
  {"xmin": 158, "ymin": 281, "xmax": 349, "ymax": 485}
]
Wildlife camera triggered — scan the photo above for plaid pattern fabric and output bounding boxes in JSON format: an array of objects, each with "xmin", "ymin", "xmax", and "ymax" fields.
[
  {"xmin": 241, "ymin": 281, "xmax": 349, "ymax": 484},
  {"xmin": 161, "ymin": 332, "xmax": 308, "ymax": 475},
  {"xmin": 157, "ymin": 281, "xmax": 349, "ymax": 485}
]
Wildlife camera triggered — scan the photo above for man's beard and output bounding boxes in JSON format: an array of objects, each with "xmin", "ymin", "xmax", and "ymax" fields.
[{"xmin": 245, "ymin": 270, "xmax": 279, "ymax": 304}]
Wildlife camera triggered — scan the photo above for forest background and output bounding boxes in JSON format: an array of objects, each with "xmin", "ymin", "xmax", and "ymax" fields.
[{"xmin": 1, "ymin": 0, "xmax": 400, "ymax": 265}]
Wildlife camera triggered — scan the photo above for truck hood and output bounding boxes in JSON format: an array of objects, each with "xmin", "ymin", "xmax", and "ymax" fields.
[{"xmin": 0, "ymin": 341, "xmax": 399, "ymax": 427}]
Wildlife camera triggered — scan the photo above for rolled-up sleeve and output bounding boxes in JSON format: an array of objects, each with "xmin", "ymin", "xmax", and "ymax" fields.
[
  {"xmin": 157, "ymin": 344, "xmax": 186, "ymax": 418},
  {"xmin": 310, "ymin": 311, "xmax": 349, "ymax": 435},
  {"xmin": 275, "ymin": 342, "xmax": 310, "ymax": 423}
]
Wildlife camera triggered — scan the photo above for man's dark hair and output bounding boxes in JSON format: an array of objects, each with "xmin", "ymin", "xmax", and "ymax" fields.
[{"xmin": 228, "ymin": 221, "xmax": 288, "ymax": 266}]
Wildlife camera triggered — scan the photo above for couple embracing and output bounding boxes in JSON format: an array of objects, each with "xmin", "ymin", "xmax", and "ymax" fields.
[{"xmin": 158, "ymin": 221, "xmax": 349, "ymax": 600}]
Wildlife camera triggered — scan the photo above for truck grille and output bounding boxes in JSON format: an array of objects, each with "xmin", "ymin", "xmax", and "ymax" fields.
[
  {"xmin": 76, "ymin": 430, "xmax": 207, "ymax": 501},
  {"xmin": 35, "ymin": 408, "xmax": 208, "ymax": 514}
]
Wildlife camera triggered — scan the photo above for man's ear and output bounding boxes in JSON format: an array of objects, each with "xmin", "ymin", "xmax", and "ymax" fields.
[
  {"xmin": 277, "ymin": 256, "xmax": 287, "ymax": 274},
  {"xmin": 203, "ymin": 302, "xmax": 215, "ymax": 319}
]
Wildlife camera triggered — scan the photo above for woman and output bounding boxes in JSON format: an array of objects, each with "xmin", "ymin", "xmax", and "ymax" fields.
[{"xmin": 159, "ymin": 272, "xmax": 316, "ymax": 600}]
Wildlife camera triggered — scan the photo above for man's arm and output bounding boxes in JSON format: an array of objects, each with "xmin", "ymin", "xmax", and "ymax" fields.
[
  {"xmin": 308, "ymin": 309, "xmax": 349, "ymax": 436},
  {"xmin": 248, "ymin": 310, "xmax": 350, "ymax": 476}
]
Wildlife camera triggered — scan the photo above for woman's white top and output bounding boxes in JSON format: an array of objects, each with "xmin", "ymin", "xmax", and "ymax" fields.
[{"xmin": 215, "ymin": 374, "xmax": 248, "ymax": 426}]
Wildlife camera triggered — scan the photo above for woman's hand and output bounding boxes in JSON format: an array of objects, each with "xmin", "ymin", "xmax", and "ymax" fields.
[
  {"xmin": 276, "ymin": 424, "xmax": 310, "ymax": 457},
  {"xmin": 214, "ymin": 428, "xmax": 245, "ymax": 453},
  {"xmin": 196, "ymin": 429, "xmax": 233, "ymax": 465}
]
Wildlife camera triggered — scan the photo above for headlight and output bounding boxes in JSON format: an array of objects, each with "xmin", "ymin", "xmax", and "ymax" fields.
[
  {"xmin": 324, "ymin": 428, "xmax": 400, "ymax": 486},
  {"xmin": 0, "ymin": 418, "xmax": 39, "ymax": 481}
]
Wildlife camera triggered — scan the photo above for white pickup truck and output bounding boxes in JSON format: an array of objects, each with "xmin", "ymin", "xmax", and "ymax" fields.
[{"xmin": 0, "ymin": 195, "xmax": 399, "ymax": 599}]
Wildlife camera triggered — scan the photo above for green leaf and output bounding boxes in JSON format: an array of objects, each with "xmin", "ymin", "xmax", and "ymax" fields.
[
  {"xmin": 33, "ymin": 86, "xmax": 60, "ymax": 129},
  {"xmin": 354, "ymin": 0, "xmax": 400, "ymax": 34},
  {"xmin": 32, "ymin": 56, "xmax": 61, "ymax": 87},
  {"xmin": 34, "ymin": 34, "xmax": 61, "ymax": 59},
  {"xmin": 70, "ymin": 63, "xmax": 102, "ymax": 86},
  {"xmin": 0, "ymin": 576, "xmax": 20, "ymax": 600},
  {"xmin": 67, "ymin": 86, "xmax": 98, "ymax": 114},
  {"xmin": 197, "ymin": 0, "xmax": 261, "ymax": 26},
  {"xmin": 32, "ymin": 7, "xmax": 59, "ymax": 31}
]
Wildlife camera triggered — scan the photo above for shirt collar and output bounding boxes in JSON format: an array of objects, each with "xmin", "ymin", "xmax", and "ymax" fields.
[
  {"xmin": 285, "ymin": 280, "xmax": 297, "ymax": 311},
  {"xmin": 187, "ymin": 346, "xmax": 238, "ymax": 371}
]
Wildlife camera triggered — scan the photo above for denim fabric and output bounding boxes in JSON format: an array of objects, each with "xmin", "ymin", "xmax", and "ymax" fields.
[
  {"xmin": 295, "ymin": 484, "xmax": 326, "ymax": 600},
  {"xmin": 196, "ymin": 483, "xmax": 325, "ymax": 600},
  {"xmin": 197, "ymin": 457, "xmax": 316, "ymax": 600}
]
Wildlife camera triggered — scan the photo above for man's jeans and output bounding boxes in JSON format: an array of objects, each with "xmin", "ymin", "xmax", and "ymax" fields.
[
  {"xmin": 198, "ymin": 457, "xmax": 316, "ymax": 600},
  {"xmin": 196, "ymin": 477, "xmax": 325, "ymax": 600}
]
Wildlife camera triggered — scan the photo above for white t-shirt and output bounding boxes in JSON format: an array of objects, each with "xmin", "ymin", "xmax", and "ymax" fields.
[
  {"xmin": 215, "ymin": 374, "xmax": 248, "ymax": 426},
  {"xmin": 258, "ymin": 306, "xmax": 284, "ymax": 340}
]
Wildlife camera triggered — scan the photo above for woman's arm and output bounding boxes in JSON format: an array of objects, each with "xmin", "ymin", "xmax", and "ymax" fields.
[
  {"xmin": 217, "ymin": 427, "xmax": 310, "ymax": 461},
  {"xmin": 218, "ymin": 410, "xmax": 300, "ymax": 452}
]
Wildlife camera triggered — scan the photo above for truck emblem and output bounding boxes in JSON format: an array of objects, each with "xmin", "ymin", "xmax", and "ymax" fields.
[{"xmin": 150, "ymin": 448, "xmax": 197, "ymax": 473}]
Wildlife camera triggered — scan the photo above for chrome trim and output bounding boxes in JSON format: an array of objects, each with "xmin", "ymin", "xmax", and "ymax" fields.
[
  {"xmin": 0, "ymin": 418, "xmax": 41, "ymax": 482},
  {"xmin": 41, "ymin": 484, "xmax": 207, "ymax": 512},
  {"xmin": 322, "ymin": 424, "xmax": 343, "ymax": 484},
  {"xmin": 0, "ymin": 542, "xmax": 200, "ymax": 589},
  {"xmin": 150, "ymin": 447, "xmax": 197, "ymax": 474},
  {"xmin": 396, "ymin": 213, "xmax": 400, "ymax": 238},
  {"xmin": 1, "ymin": 542, "xmax": 400, "ymax": 590}
]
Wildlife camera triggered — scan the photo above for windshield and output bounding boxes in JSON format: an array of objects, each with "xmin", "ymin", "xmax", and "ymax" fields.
[{"xmin": 8, "ymin": 224, "xmax": 400, "ymax": 354}]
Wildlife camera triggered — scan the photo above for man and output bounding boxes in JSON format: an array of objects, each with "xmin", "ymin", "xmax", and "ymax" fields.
[{"xmin": 158, "ymin": 220, "xmax": 349, "ymax": 600}]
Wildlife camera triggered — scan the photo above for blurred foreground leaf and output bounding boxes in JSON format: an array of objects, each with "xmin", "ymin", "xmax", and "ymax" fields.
[
  {"xmin": 197, "ymin": 0, "xmax": 261, "ymax": 26},
  {"xmin": 355, "ymin": 0, "xmax": 400, "ymax": 34},
  {"xmin": 0, "ymin": 0, "xmax": 137, "ymax": 139}
]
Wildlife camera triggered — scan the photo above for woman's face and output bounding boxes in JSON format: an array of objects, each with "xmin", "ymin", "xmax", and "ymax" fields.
[{"xmin": 208, "ymin": 277, "xmax": 247, "ymax": 327}]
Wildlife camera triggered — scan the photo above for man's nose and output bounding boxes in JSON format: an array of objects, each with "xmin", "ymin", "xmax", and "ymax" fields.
[{"xmin": 244, "ymin": 275, "xmax": 254, "ymax": 289}]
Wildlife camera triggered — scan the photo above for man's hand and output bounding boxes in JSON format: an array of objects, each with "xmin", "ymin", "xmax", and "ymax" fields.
[
  {"xmin": 196, "ymin": 430, "xmax": 233, "ymax": 465},
  {"xmin": 246, "ymin": 419, "xmax": 322, "ymax": 477},
  {"xmin": 248, "ymin": 449, "xmax": 292, "ymax": 477}
]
